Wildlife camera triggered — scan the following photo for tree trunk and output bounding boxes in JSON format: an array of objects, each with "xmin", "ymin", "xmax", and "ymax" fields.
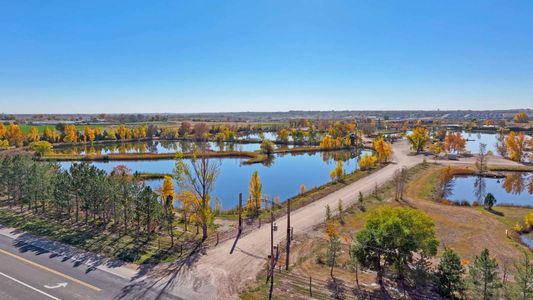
[{"xmin": 202, "ymin": 223, "xmax": 208, "ymax": 240}]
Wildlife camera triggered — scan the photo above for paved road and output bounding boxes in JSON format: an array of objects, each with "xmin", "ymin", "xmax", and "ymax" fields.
[
  {"xmin": 0, "ymin": 233, "xmax": 180, "ymax": 300},
  {"xmin": 0, "ymin": 141, "xmax": 523, "ymax": 300}
]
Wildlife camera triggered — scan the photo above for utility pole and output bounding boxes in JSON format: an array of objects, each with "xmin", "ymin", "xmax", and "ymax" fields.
[
  {"xmin": 285, "ymin": 198, "xmax": 291, "ymax": 270},
  {"xmin": 269, "ymin": 206, "xmax": 274, "ymax": 300},
  {"xmin": 238, "ymin": 193, "xmax": 243, "ymax": 234}
]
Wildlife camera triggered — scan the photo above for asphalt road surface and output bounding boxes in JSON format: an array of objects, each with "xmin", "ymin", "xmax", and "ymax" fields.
[{"xmin": 0, "ymin": 234, "xmax": 180, "ymax": 300}]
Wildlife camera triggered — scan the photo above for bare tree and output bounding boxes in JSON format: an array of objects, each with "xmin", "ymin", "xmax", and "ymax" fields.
[
  {"xmin": 174, "ymin": 148, "xmax": 221, "ymax": 240},
  {"xmin": 392, "ymin": 167, "xmax": 408, "ymax": 200},
  {"xmin": 476, "ymin": 143, "xmax": 489, "ymax": 174}
]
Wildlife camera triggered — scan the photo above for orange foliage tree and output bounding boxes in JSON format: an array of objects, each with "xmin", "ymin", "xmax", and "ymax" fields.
[
  {"xmin": 7, "ymin": 124, "xmax": 25, "ymax": 147},
  {"xmin": 0, "ymin": 123, "xmax": 6, "ymax": 139},
  {"xmin": 444, "ymin": 132, "xmax": 466, "ymax": 154}
]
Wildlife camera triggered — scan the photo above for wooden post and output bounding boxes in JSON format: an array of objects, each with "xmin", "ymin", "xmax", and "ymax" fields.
[
  {"xmin": 285, "ymin": 198, "xmax": 291, "ymax": 270},
  {"xmin": 238, "ymin": 193, "xmax": 243, "ymax": 234},
  {"xmin": 309, "ymin": 276, "xmax": 312, "ymax": 297}
]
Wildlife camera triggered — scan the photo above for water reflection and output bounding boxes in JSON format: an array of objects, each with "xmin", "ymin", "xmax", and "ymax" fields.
[
  {"xmin": 448, "ymin": 172, "xmax": 533, "ymax": 206},
  {"xmin": 60, "ymin": 149, "xmax": 371, "ymax": 209},
  {"xmin": 54, "ymin": 140, "xmax": 266, "ymax": 155},
  {"xmin": 53, "ymin": 139, "xmax": 315, "ymax": 155}
]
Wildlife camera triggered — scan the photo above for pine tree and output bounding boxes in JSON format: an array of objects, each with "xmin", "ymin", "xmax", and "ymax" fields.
[
  {"xmin": 436, "ymin": 248, "xmax": 466, "ymax": 299},
  {"xmin": 469, "ymin": 248, "xmax": 501, "ymax": 299},
  {"xmin": 509, "ymin": 251, "xmax": 533, "ymax": 300}
]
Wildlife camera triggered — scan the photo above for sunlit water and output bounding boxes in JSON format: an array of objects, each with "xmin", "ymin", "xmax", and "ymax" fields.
[
  {"xmin": 60, "ymin": 149, "xmax": 371, "ymax": 210},
  {"xmin": 448, "ymin": 173, "xmax": 533, "ymax": 206}
]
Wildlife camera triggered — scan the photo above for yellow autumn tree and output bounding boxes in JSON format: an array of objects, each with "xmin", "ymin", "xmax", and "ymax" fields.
[
  {"xmin": 247, "ymin": 171, "xmax": 262, "ymax": 216},
  {"xmin": 407, "ymin": 127, "xmax": 430, "ymax": 154},
  {"xmin": 0, "ymin": 139, "xmax": 8, "ymax": 150},
  {"xmin": 372, "ymin": 137, "xmax": 393, "ymax": 162},
  {"xmin": 63, "ymin": 124, "xmax": 78, "ymax": 143},
  {"xmin": 513, "ymin": 112, "xmax": 529, "ymax": 123},
  {"xmin": 358, "ymin": 154, "xmax": 377, "ymax": 171},
  {"xmin": 320, "ymin": 135, "xmax": 334, "ymax": 148},
  {"xmin": 177, "ymin": 190, "xmax": 196, "ymax": 232},
  {"xmin": 160, "ymin": 175, "xmax": 176, "ymax": 245},
  {"xmin": 277, "ymin": 128, "xmax": 289, "ymax": 142},
  {"xmin": 83, "ymin": 126, "xmax": 95, "ymax": 143},
  {"xmin": 161, "ymin": 175, "xmax": 175, "ymax": 201},
  {"xmin": 27, "ymin": 127, "xmax": 40, "ymax": 142},
  {"xmin": 505, "ymin": 131, "xmax": 528, "ymax": 162},
  {"xmin": 330, "ymin": 160, "xmax": 344, "ymax": 181},
  {"xmin": 300, "ymin": 184, "xmax": 306, "ymax": 194},
  {"xmin": 7, "ymin": 124, "xmax": 25, "ymax": 147}
]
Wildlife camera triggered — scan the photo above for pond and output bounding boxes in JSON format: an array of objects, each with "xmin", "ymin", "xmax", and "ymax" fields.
[
  {"xmin": 447, "ymin": 173, "xmax": 533, "ymax": 206},
  {"xmin": 520, "ymin": 231, "xmax": 533, "ymax": 249},
  {"xmin": 60, "ymin": 149, "xmax": 372, "ymax": 210},
  {"xmin": 53, "ymin": 140, "xmax": 304, "ymax": 155},
  {"xmin": 461, "ymin": 131, "xmax": 500, "ymax": 155},
  {"xmin": 240, "ymin": 132, "xmax": 277, "ymax": 141}
]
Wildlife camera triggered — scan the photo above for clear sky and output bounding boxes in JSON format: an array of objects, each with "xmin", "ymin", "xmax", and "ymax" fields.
[{"xmin": 1, "ymin": 1, "xmax": 532, "ymax": 113}]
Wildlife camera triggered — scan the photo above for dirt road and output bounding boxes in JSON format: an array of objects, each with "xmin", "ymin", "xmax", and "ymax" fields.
[{"xmin": 138, "ymin": 141, "xmax": 523, "ymax": 299}]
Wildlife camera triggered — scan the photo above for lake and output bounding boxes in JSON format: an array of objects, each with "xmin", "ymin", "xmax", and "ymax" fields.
[
  {"xmin": 447, "ymin": 173, "xmax": 533, "ymax": 206},
  {"xmin": 461, "ymin": 131, "xmax": 500, "ymax": 155},
  {"xmin": 52, "ymin": 140, "xmax": 307, "ymax": 155},
  {"xmin": 60, "ymin": 149, "xmax": 371, "ymax": 210},
  {"xmin": 520, "ymin": 232, "xmax": 533, "ymax": 249}
]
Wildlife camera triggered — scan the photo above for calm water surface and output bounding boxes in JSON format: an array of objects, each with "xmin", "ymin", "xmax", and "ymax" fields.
[
  {"xmin": 461, "ymin": 131, "xmax": 500, "ymax": 155},
  {"xmin": 520, "ymin": 231, "xmax": 533, "ymax": 249},
  {"xmin": 60, "ymin": 149, "xmax": 371, "ymax": 210},
  {"xmin": 448, "ymin": 173, "xmax": 533, "ymax": 206},
  {"xmin": 52, "ymin": 140, "xmax": 311, "ymax": 155}
]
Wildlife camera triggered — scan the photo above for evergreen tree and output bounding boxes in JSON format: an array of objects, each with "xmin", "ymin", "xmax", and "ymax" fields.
[
  {"xmin": 469, "ymin": 248, "xmax": 501, "ymax": 299},
  {"xmin": 484, "ymin": 193, "xmax": 496, "ymax": 210},
  {"xmin": 436, "ymin": 248, "xmax": 466, "ymax": 299},
  {"xmin": 509, "ymin": 251, "xmax": 533, "ymax": 300}
]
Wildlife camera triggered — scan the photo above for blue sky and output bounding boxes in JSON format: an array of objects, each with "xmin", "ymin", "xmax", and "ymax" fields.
[{"xmin": 1, "ymin": 1, "xmax": 532, "ymax": 113}]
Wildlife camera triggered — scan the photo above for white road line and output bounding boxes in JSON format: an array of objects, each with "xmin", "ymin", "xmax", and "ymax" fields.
[{"xmin": 0, "ymin": 271, "xmax": 61, "ymax": 300}]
